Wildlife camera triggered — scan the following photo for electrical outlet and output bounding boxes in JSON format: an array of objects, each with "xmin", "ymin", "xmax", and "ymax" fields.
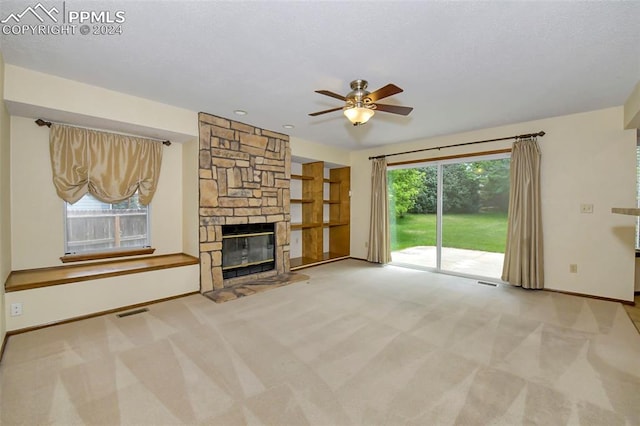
[
  {"xmin": 569, "ymin": 264, "xmax": 578, "ymax": 273},
  {"xmin": 580, "ymin": 204, "xmax": 594, "ymax": 214},
  {"xmin": 365, "ymin": 241, "xmax": 369, "ymax": 248},
  {"xmin": 10, "ymin": 302, "xmax": 23, "ymax": 316}
]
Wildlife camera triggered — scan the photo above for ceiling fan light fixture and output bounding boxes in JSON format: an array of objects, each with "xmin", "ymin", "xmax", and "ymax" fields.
[
  {"xmin": 310, "ymin": 79, "xmax": 411, "ymax": 123},
  {"xmin": 344, "ymin": 106, "xmax": 375, "ymax": 126}
]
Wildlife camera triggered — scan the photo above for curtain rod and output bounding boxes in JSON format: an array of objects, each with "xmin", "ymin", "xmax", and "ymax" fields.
[
  {"xmin": 35, "ymin": 118, "xmax": 172, "ymax": 146},
  {"xmin": 368, "ymin": 131, "xmax": 545, "ymax": 160}
]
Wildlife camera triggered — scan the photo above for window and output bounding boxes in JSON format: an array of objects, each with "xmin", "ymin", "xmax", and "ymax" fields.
[{"xmin": 64, "ymin": 192, "xmax": 150, "ymax": 255}]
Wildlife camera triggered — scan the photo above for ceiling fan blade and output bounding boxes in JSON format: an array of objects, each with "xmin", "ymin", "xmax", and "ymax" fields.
[
  {"xmin": 374, "ymin": 103, "xmax": 414, "ymax": 116},
  {"xmin": 308, "ymin": 106, "xmax": 344, "ymax": 117},
  {"xmin": 365, "ymin": 84, "xmax": 403, "ymax": 103},
  {"xmin": 315, "ymin": 90, "xmax": 347, "ymax": 101}
]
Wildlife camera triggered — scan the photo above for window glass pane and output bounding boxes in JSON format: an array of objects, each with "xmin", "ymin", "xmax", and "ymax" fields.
[
  {"xmin": 65, "ymin": 192, "xmax": 149, "ymax": 254},
  {"xmin": 441, "ymin": 158, "xmax": 509, "ymax": 278},
  {"xmin": 388, "ymin": 166, "xmax": 437, "ymax": 269}
]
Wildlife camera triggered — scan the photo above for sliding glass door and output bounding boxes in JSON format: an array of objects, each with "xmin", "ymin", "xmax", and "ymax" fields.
[
  {"xmin": 388, "ymin": 154, "xmax": 510, "ymax": 280},
  {"xmin": 388, "ymin": 165, "xmax": 438, "ymax": 269}
]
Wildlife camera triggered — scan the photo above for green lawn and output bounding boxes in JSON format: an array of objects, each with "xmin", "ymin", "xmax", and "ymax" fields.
[{"xmin": 390, "ymin": 213, "xmax": 508, "ymax": 253}]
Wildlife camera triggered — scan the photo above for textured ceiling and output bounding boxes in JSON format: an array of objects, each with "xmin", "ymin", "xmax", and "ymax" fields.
[{"xmin": 1, "ymin": 1, "xmax": 639, "ymax": 149}]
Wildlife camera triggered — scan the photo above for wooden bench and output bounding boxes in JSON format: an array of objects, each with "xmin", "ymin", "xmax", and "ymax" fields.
[{"xmin": 4, "ymin": 253, "xmax": 199, "ymax": 292}]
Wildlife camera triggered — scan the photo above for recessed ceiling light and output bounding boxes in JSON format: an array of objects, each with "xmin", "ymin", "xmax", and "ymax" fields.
[
  {"xmin": 234, "ymin": 110, "xmax": 247, "ymax": 116},
  {"xmin": 283, "ymin": 124, "xmax": 295, "ymax": 129}
]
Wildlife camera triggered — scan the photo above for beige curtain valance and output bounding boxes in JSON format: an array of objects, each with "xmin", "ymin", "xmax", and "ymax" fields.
[{"xmin": 49, "ymin": 124, "xmax": 163, "ymax": 205}]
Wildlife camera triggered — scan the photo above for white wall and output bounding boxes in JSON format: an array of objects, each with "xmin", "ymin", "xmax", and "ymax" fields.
[
  {"xmin": 4, "ymin": 265, "xmax": 199, "ymax": 330},
  {"xmin": 290, "ymin": 136, "xmax": 351, "ymax": 166},
  {"xmin": 0, "ymin": 53, "xmax": 11, "ymax": 344},
  {"xmin": 625, "ymin": 81, "xmax": 640, "ymax": 129},
  {"xmin": 350, "ymin": 107, "xmax": 637, "ymax": 302},
  {"xmin": 3, "ymin": 67, "xmax": 201, "ymax": 331},
  {"xmin": 290, "ymin": 162, "xmax": 303, "ymax": 258},
  {"xmin": 182, "ymin": 139, "xmax": 199, "ymax": 257},
  {"xmin": 5, "ymin": 116, "xmax": 201, "ymax": 330},
  {"xmin": 9, "ymin": 116, "xmax": 187, "ymax": 269},
  {"xmin": 4, "ymin": 65, "xmax": 197, "ymax": 141}
]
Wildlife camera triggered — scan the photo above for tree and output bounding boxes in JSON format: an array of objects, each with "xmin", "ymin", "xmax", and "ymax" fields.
[
  {"xmin": 112, "ymin": 191, "xmax": 144, "ymax": 210},
  {"xmin": 388, "ymin": 168, "xmax": 422, "ymax": 218},
  {"xmin": 410, "ymin": 167, "xmax": 437, "ymax": 213},
  {"xmin": 470, "ymin": 159, "xmax": 510, "ymax": 212},
  {"xmin": 407, "ymin": 159, "xmax": 511, "ymax": 214},
  {"xmin": 407, "ymin": 164, "xmax": 480, "ymax": 214},
  {"xmin": 442, "ymin": 163, "xmax": 480, "ymax": 213}
]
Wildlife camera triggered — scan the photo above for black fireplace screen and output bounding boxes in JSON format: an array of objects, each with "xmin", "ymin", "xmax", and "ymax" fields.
[{"xmin": 221, "ymin": 223, "xmax": 275, "ymax": 279}]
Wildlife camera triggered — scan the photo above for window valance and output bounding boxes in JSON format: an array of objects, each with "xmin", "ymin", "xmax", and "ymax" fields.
[{"xmin": 49, "ymin": 123, "xmax": 163, "ymax": 205}]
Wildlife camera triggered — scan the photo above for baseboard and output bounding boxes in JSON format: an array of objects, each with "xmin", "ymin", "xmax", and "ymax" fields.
[
  {"xmin": 544, "ymin": 288, "xmax": 634, "ymax": 306},
  {"xmin": 347, "ymin": 260, "xmax": 634, "ymax": 304},
  {"xmin": 5, "ymin": 291, "xmax": 200, "ymax": 337}
]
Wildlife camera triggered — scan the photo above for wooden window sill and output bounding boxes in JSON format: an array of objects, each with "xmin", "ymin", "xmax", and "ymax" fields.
[
  {"xmin": 61, "ymin": 247, "xmax": 156, "ymax": 263},
  {"xmin": 4, "ymin": 253, "xmax": 198, "ymax": 292}
]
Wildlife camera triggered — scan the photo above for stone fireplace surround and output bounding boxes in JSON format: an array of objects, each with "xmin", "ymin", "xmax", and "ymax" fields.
[{"xmin": 198, "ymin": 112, "xmax": 291, "ymax": 293}]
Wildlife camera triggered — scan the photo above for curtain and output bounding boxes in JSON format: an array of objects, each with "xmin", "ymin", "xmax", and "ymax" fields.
[
  {"xmin": 502, "ymin": 138, "xmax": 544, "ymax": 289},
  {"xmin": 49, "ymin": 124, "xmax": 163, "ymax": 205},
  {"xmin": 367, "ymin": 158, "xmax": 391, "ymax": 263}
]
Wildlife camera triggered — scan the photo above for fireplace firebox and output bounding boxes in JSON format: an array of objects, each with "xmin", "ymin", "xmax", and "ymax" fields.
[{"xmin": 221, "ymin": 223, "xmax": 275, "ymax": 279}]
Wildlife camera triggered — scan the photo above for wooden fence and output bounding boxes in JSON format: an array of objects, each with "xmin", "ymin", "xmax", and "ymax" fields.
[{"xmin": 66, "ymin": 210, "xmax": 147, "ymax": 253}]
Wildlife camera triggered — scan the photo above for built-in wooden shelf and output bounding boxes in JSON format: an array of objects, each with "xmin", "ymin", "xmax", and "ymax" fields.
[
  {"xmin": 290, "ymin": 252, "xmax": 350, "ymax": 270},
  {"xmin": 291, "ymin": 222, "xmax": 322, "ymax": 230},
  {"xmin": 291, "ymin": 174, "xmax": 314, "ymax": 180},
  {"xmin": 4, "ymin": 253, "xmax": 198, "ymax": 292},
  {"xmin": 612, "ymin": 208, "xmax": 640, "ymax": 216},
  {"xmin": 290, "ymin": 162, "xmax": 350, "ymax": 270},
  {"xmin": 323, "ymin": 221, "xmax": 349, "ymax": 227}
]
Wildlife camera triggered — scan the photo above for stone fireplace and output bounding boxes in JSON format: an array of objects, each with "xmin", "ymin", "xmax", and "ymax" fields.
[{"xmin": 198, "ymin": 112, "xmax": 290, "ymax": 293}]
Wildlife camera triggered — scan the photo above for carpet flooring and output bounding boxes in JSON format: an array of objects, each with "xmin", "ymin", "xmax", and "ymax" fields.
[
  {"xmin": 623, "ymin": 293, "xmax": 640, "ymax": 333},
  {"xmin": 1, "ymin": 259, "xmax": 639, "ymax": 425}
]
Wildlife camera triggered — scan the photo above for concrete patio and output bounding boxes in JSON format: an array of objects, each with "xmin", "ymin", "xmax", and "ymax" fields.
[{"xmin": 391, "ymin": 246, "xmax": 505, "ymax": 279}]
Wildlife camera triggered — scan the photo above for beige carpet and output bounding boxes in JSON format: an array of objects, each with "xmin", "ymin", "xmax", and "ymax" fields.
[{"xmin": 1, "ymin": 259, "xmax": 639, "ymax": 425}]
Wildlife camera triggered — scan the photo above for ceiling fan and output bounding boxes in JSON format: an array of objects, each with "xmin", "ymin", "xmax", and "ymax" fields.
[{"xmin": 309, "ymin": 79, "xmax": 413, "ymax": 126}]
